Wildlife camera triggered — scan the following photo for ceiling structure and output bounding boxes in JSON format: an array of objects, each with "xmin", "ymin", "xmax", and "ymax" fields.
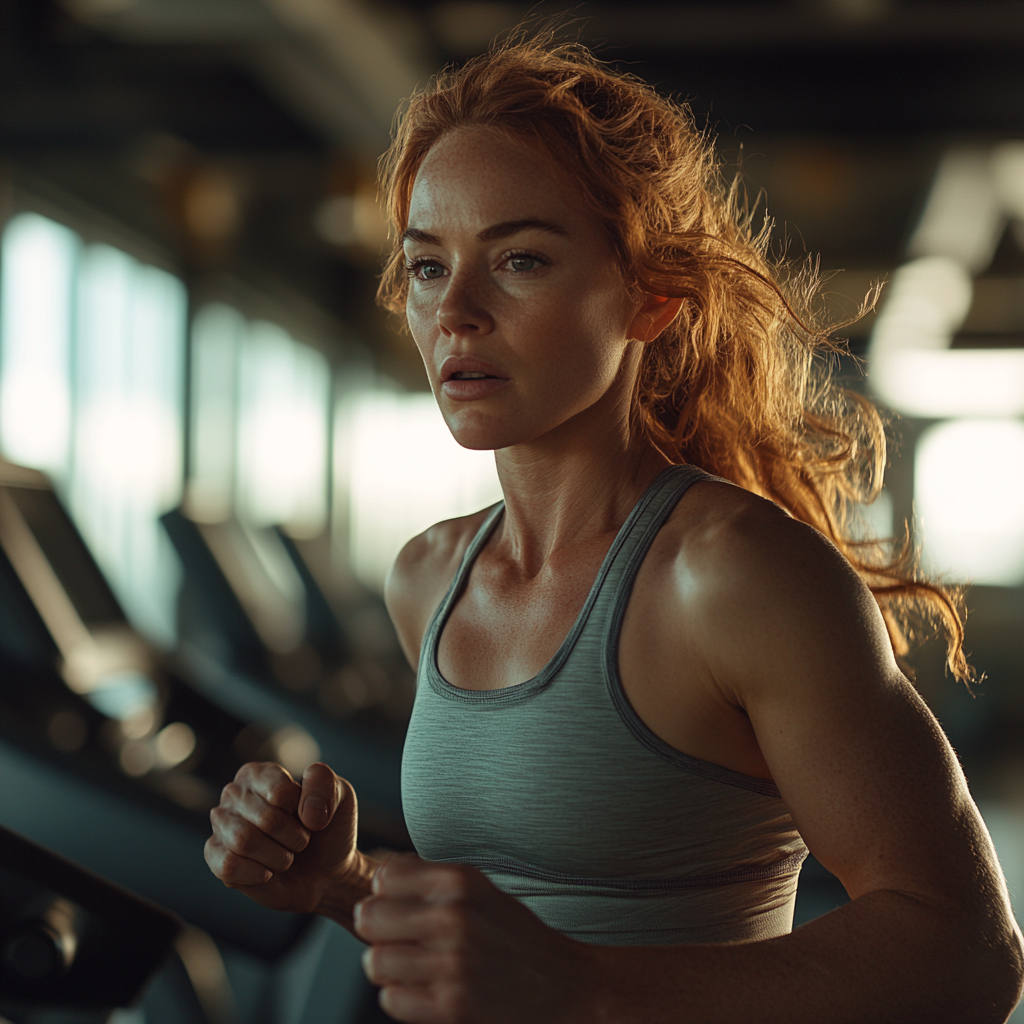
[{"xmin": 2, "ymin": 0, "xmax": 1023, "ymax": 383}]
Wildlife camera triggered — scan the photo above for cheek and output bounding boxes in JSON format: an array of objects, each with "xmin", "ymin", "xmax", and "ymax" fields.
[
  {"xmin": 406, "ymin": 298, "xmax": 438, "ymax": 363},
  {"xmin": 555, "ymin": 291, "xmax": 633, "ymax": 382}
]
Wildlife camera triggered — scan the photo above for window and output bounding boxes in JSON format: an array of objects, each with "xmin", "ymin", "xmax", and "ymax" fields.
[
  {"xmin": 0, "ymin": 214, "xmax": 186, "ymax": 645},
  {"xmin": 342, "ymin": 391, "xmax": 502, "ymax": 592},
  {"xmin": 915, "ymin": 418, "xmax": 1024, "ymax": 586},
  {"xmin": 188, "ymin": 303, "xmax": 332, "ymax": 539}
]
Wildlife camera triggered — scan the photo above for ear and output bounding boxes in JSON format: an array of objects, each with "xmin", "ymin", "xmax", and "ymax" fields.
[{"xmin": 628, "ymin": 293, "xmax": 684, "ymax": 343}]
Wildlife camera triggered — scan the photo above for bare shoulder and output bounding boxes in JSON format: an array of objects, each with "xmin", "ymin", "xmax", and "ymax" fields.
[
  {"xmin": 383, "ymin": 505, "xmax": 497, "ymax": 670},
  {"xmin": 657, "ymin": 478, "xmax": 896, "ymax": 702},
  {"xmin": 662, "ymin": 485, "xmax": 1021, "ymax": 1001},
  {"xmin": 668, "ymin": 477, "xmax": 851, "ymax": 576}
]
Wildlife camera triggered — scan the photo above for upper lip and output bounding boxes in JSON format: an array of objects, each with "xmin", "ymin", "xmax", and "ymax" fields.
[{"xmin": 439, "ymin": 356, "xmax": 508, "ymax": 383}]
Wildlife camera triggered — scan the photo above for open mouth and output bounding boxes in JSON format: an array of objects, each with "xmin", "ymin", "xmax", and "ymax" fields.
[{"xmin": 439, "ymin": 357, "xmax": 508, "ymax": 390}]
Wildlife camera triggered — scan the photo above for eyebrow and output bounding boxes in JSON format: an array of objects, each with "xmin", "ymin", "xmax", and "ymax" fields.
[{"xmin": 402, "ymin": 218, "xmax": 569, "ymax": 246}]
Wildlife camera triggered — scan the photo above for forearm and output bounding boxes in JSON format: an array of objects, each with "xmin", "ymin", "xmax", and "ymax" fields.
[
  {"xmin": 583, "ymin": 890, "xmax": 1023, "ymax": 1024},
  {"xmin": 314, "ymin": 850, "xmax": 383, "ymax": 934}
]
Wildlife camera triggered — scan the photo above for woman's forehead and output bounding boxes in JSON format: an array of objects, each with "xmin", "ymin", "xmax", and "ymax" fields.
[{"xmin": 407, "ymin": 128, "xmax": 584, "ymax": 235}]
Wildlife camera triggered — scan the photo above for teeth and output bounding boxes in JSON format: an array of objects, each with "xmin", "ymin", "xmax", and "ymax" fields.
[{"xmin": 454, "ymin": 371, "xmax": 487, "ymax": 379}]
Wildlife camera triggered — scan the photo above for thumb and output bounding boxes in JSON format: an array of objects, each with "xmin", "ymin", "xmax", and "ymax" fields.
[{"xmin": 299, "ymin": 762, "xmax": 348, "ymax": 831}]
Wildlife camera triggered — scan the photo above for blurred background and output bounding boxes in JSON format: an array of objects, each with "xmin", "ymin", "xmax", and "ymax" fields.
[{"xmin": 0, "ymin": 0, "xmax": 1022, "ymax": 1021}]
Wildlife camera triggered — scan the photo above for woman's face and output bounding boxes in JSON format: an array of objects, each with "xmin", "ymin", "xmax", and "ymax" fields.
[{"xmin": 404, "ymin": 127, "xmax": 640, "ymax": 452}]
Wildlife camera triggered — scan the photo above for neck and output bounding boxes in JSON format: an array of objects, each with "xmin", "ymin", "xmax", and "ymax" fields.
[{"xmin": 492, "ymin": 388, "xmax": 671, "ymax": 574}]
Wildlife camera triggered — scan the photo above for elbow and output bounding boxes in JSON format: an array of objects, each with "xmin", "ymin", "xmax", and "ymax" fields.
[
  {"xmin": 963, "ymin": 922, "xmax": 1024, "ymax": 1024},
  {"xmin": 989, "ymin": 928, "xmax": 1024, "ymax": 1024},
  {"xmin": 923, "ymin": 902, "xmax": 1024, "ymax": 1023}
]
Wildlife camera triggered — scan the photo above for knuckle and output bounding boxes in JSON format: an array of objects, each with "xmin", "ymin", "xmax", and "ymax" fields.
[
  {"xmin": 220, "ymin": 782, "xmax": 240, "ymax": 805},
  {"xmin": 241, "ymin": 760, "xmax": 278, "ymax": 786},
  {"xmin": 231, "ymin": 823, "xmax": 259, "ymax": 856},
  {"xmin": 356, "ymin": 897, "xmax": 379, "ymax": 933},
  {"xmin": 436, "ymin": 904, "xmax": 469, "ymax": 941},
  {"xmin": 267, "ymin": 780, "xmax": 293, "ymax": 806},
  {"xmin": 362, "ymin": 945, "xmax": 378, "ymax": 982},
  {"xmin": 211, "ymin": 807, "xmax": 239, "ymax": 842},
  {"xmin": 380, "ymin": 856, "xmax": 407, "ymax": 880},
  {"xmin": 253, "ymin": 803, "xmax": 283, "ymax": 835},
  {"xmin": 220, "ymin": 851, "xmax": 243, "ymax": 882}
]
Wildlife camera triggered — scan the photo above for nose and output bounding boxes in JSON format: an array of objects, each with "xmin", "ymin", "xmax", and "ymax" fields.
[{"xmin": 436, "ymin": 269, "xmax": 495, "ymax": 339}]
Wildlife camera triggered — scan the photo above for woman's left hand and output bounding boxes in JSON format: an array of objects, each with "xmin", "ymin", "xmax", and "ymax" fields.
[{"xmin": 354, "ymin": 853, "xmax": 599, "ymax": 1024}]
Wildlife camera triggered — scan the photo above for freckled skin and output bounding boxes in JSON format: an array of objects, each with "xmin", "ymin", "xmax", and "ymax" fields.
[
  {"xmin": 404, "ymin": 127, "xmax": 640, "ymax": 454},
  {"xmin": 205, "ymin": 127, "xmax": 1024, "ymax": 1024}
]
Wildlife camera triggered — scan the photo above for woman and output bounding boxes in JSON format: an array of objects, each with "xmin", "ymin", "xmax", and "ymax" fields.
[{"xmin": 205, "ymin": 35, "xmax": 1023, "ymax": 1023}]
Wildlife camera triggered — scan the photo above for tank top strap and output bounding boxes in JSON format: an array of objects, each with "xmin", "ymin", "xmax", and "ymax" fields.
[
  {"xmin": 418, "ymin": 464, "xmax": 719, "ymax": 685},
  {"xmin": 418, "ymin": 501, "xmax": 505, "ymax": 669},
  {"xmin": 580, "ymin": 463, "xmax": 716, "ymax": 642}
]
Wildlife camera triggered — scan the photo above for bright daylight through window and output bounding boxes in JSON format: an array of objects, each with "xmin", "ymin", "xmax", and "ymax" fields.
[
  {"xmin": 869, "ymin": 142, "xmax": 1024, "ymax": 586},
  {"xmin": 0, "ymin": 213, "xmax": 185, "ymax": 645}
]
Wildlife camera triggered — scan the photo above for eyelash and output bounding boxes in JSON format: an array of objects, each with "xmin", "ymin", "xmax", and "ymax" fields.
[
  {"xmin": 403, "ymin": 249, "xmax": 549, "ymax": 281},
  {"xmin": 502, "ymin": 249, "xmax": 548, "ymax": 273},
  {"xmin": 404, "ymin": 257, "xmax": 442, "ymax": 282}
]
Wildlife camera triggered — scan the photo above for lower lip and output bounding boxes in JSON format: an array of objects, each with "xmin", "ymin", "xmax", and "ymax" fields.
[{"xmin": 441, "ymin": 377, "xmax": 511, "ymax": 401}]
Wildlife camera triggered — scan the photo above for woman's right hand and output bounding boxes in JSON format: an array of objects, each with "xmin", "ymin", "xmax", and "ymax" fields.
[{"xmin": 205, "ymin": 761, "xmax": 368, "ymax": 919}]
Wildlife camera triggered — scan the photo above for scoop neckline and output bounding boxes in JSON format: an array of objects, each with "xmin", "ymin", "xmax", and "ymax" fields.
[{"xmin": 424, "ymin": 465, "xmax": 688, "ymax": 704}]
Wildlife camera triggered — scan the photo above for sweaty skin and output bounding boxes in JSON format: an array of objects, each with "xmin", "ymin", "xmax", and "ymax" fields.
[{"xmin": 207, "ymin": 128, "xmax": 1024, "ymax": 1023}]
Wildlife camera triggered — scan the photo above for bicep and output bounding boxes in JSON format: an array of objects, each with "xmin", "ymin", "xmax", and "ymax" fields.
[
  {"xmin": 755, "ymin": 661, "xmax": 974, "ymax": 905},
  {"xmin": 702, "ymin": 523, "xmax": 1003, "ymax": 918}
]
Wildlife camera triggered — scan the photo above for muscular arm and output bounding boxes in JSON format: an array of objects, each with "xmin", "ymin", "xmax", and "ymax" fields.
[
  {"xmin": 358, "ymin": 499, "xmax": 1023, "ymax": 1024},
  {"xmin": 587, "ymin": 508, "xmax": 1023, "ymax": 1023}
]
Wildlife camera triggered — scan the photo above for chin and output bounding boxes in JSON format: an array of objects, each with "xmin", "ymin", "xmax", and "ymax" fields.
[
  {"xmin": 444, "ymin": 417, "xmax": 532, "ymax": 452},
  {"xmin": 443, "ymin": 402, "xmax": 588, "ymax": 452},
  {"xmin": 446, "ymin": 426, "xmax": 508, "ymax": 452},
  {"xmin": 440, "ymin": 406, "xmax": 513, "ymax": 451}
]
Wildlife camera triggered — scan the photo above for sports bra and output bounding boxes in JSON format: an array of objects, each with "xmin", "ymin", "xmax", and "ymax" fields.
[{"xmin": 401, "ymin": 464, "xmax": 808, "ymax": 945}]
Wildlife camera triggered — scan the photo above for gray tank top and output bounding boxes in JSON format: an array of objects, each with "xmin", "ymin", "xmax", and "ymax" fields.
[{"xmin": 402, "ymin": 464, "xmax": 808, "ymax": 946}]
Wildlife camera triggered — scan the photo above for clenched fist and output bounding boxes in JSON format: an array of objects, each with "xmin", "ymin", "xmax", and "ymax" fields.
[
  {"xmin": 205, "ymin": 761, "xmax": 376, "ymax": 926},
  {"xmin": 354, "ymin": 854, "xmax": 600, "ymax": 1024}
]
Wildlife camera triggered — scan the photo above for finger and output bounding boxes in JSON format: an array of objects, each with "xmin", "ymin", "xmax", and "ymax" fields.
[
  {"xmin": 373, "ymin": 855, "xmax": 481, "ymax": 904},
  {"xmin": 204, "ymin": 835, "xmax": 273, "ymax": 887},
  {"xmin": 210, "ymin": 805, "xmax": 297, "ymax": 873},
  {"xmin": 236, "ymin": 761, "xmax": 302, "ymax": 815},
  {"xmin": 379, "ymin": 983, "xmax": 450, "ymax": 1024},
  {"xmin": 219, "ymin": 782, "xmax": 310, "ymax": 853},
  {"xmin": 361, "ymin": 942, "xmax": 448, "ymax": 987},
  {"xmin": 354, "ymin": 896, "xmax": 451, "ymax": 944},
  {"xmin": 299, "ymin": 762, "xmax": 346, "ymax": 831}
]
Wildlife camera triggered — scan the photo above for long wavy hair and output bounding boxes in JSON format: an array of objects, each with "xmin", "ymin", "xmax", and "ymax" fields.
[{"xmin": 376, "ymin": 32, "xmax": 971, "ymax": 684}]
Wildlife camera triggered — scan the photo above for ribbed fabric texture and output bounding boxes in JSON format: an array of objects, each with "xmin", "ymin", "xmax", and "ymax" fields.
[{"xmin": 402, "ymin": 465, "xmax": 808, "ymax": 946}]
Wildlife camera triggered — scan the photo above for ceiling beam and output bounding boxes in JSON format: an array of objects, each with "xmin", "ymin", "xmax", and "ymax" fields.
[
  {"xmin": 428, "ymin": 1, "xmax": 1024, "ymax": 55},
  {"xmin": 60, "ymin": 0, "xmax": 432, "ymax": 152}
]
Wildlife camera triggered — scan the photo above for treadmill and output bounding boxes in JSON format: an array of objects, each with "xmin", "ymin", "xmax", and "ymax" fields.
[
  {"xmin": 0, "ymin": 458, "xmax": 311, "ymax": 960},
  {"xmin": 162, "ymin": 508, "xmax": 412, "ymax": 850}
]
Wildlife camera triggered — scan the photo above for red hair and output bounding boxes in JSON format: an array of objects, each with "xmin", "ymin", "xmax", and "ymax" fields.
[{"xmin": 377, "ymin": 32, "xmax": 970, "ymax": 684}]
